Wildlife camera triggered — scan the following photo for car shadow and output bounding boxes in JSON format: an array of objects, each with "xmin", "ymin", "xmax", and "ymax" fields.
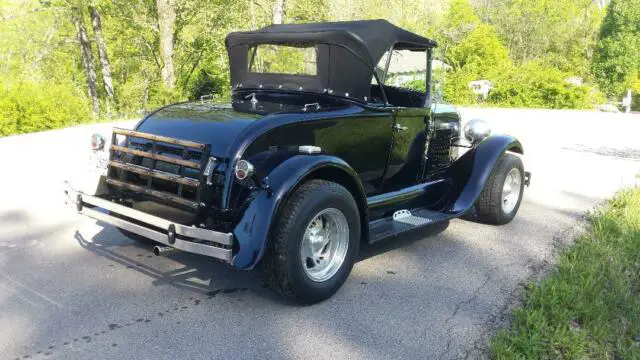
[
  {"xmin": 75, "ymin": 218, "xmax": 450, "ymax": 302},
  {"xmin": 358, "ymin": 220, "xmax": 450, "ymax": 262},
  {"xmin": 73, "ymin": 226, "xmax": 283, "ymax": 303}
]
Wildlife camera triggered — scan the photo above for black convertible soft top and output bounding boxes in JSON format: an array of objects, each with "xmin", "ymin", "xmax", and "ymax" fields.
[{"xmin": 225, "ymin": 20, "xmax": 437, "ymax": 101}]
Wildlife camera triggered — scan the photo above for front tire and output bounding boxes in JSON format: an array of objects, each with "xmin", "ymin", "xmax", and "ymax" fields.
[
  {"xmin": 261, "ymin": 180, "xmax": 360, "ymax": 304},
  {"xmin": 475, "ymin": 153, "xmax": 525, "ymax": 225}
]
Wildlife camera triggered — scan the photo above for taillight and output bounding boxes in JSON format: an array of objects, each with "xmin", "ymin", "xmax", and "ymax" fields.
[{"xmin": 234, "ymin": 160, "xmax": 255, "ymax": 180}]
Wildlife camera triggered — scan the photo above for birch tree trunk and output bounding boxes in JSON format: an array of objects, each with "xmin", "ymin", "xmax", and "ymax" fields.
[
  {"xmin": 88, "ymin": 4, "xmax": 115, "ymax": 100},
  {"xmin": 156, "ymin": 0, "xmax": 176, "ymax": 89},
  {"xmin": 272, "ymin": 0, "xmax": 285, "ymax": 24},
  {"xmin": 71, "ymin": 8, "xmax": 100, "ymax": 117}
]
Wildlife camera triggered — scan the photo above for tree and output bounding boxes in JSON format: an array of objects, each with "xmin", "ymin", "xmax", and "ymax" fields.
[
  {"xmin": 272, "ymin": 0, "xmax": 285, "ymax": 24},
  {"xmin": 481, "ymin": 0, "xmax": 605, "ymax": 76},
  {"xmin": 156, "ymin": 0, "xmax": 176, "ymax": 89},
  {"xmin": 88, "ymin": 3, "xmax": 115, "ymax": 101},
  {"xmin": 447, "ymin": 23, "xmax": 510, "ymax": 77},
  {"xmin": 592, "ymin": 0, "xmax": 640, "ymax": 97},
  {"xmin": 71, "ymin": 6, "xmax": 100, "ymax": 117}
]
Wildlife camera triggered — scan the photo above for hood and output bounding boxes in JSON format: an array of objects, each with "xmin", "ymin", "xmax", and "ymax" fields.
[{"xmin": 135, "ymin": 102, "xmax": 264, "ymax": 157}]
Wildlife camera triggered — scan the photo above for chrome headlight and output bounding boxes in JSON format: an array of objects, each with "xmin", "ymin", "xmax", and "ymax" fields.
[{"xmin": 463, "ymin": 119, "xmax": 491, "ymax": 144}]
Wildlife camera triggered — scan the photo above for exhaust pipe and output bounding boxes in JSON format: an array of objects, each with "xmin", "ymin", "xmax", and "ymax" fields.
[{"xmin": 153, "ymin": 245, "xmax": 177, "ymax": 256}]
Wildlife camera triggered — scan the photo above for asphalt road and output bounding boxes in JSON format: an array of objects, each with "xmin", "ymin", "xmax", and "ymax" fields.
[{"xmin": 1, "ymin": 109, "xmax": 639, "ymax": 360}]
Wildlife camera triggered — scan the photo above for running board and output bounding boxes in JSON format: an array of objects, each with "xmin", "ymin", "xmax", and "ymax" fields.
[{"xmin": 368, "ymin": 209, "xmax": 455, "ymax": 244}]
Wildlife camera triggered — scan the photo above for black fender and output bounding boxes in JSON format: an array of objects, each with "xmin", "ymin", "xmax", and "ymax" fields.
[
  {"xmin": 447, "ymin": 135, "xmax": 523, "ymax": 214},
  {"xmin": 231, "ymin": 155, "xmax": 367, "ymax": 270}
]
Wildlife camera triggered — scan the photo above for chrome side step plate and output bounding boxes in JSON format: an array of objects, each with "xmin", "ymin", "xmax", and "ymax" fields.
[
  {"xmin": 392, "ymin": 209, "xmax": 434, "ymax": 226},
  {"xmin": 369, "ymin": 208, "xmax": 454, "ymax": 244}
]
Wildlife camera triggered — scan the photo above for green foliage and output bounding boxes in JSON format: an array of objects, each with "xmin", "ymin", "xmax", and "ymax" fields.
[
  {"xmin": 491, "ymin": 187, "xmax": 640, "ymax": 359},
  {"xmin": 592, "ymin": 0, "xmax": 640, "ymax": 98},
  {"xmin": 0, "ymin": 0, "xmax": 628, "ymax": 136},
  {"xmin": 0, "ymin": 81, "xmax": 91, "ymax": 136},
  {"xmin": 488, "ymin": 62, "xmax": 603, "ymax": 109},
  {"xmin": 447, "ymin": 23, "xmax": 511, "ymax": 77},
  {"xmin": 483, "ymin": 0, "xmax": 605, "ymax": 76},
  {"xmin": 442, "ymin": 69, "xmax": 478, "ymax": 105}
]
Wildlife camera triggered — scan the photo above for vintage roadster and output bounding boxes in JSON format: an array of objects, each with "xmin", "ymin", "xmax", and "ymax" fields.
[{"xmin": 66, "ymin": 20, "xmax": 529, "ymax": 303}]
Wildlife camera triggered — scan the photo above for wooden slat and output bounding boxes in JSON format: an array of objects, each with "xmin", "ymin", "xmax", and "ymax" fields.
[
  {"xmin": 106, "ymin": 179, "xmax": 199, "ymax": 209},
  {"xmin": 109, "ymin": 160, "xmax": 200, "ymax": 187},
  {"xmin": 111, "ymin": 145, "xmax": 201, "ymax": 169},
  {"xmin": 113, "ymin": 128, "xmax": 206, "ymax": 150}
]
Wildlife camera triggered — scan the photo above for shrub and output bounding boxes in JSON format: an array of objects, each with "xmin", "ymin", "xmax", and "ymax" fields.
[
  {"xmin": 0, "ymin": 81, "xmax": 91, "ymax": 136},
  {"xmin": 116, "ymin": 78, "xmax": 183, "ymax": 116},
  {"xmin": 488, "ymin": 62, "xmax": 602, "ymax": 109}
]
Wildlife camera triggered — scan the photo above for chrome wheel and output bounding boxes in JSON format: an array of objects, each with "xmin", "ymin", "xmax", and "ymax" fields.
[
  {"xmin": 501, "ymin": 167, "xmax": 522, "ymax": 214},
  {"xmin": 300, "ymin": 208, "xmax": 349, "ymax": 282}
]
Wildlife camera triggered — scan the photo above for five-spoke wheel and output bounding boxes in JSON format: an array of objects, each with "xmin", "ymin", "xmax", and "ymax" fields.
[
  {"xmin": 261, "ymin": 180, "xmax": 360, "ymax": 304},
  {"xmin": 475, "ymin": 152, "xmax": 525, "ymax": 225}
]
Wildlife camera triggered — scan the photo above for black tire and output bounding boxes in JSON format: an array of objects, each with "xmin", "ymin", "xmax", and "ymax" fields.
[
  {"xmin": 475, "ymin": 153, "xmax": 525, "ymax": 225},
  {"xmin": 261, "ymin": 179, "xmax": 361, "ymax": 304}
]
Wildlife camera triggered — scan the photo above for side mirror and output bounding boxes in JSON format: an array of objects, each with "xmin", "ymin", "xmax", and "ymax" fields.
[{"xmin": 464, "ymin": 119, "xmax": 491, "ymax": 144}]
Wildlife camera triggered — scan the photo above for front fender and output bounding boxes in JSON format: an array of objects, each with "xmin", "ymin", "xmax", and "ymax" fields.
[
  {"xmin": 231, "ymin": 155, "xmax": 364, "ymax": 270},
  {"xmin": 447, "ymin": 135, "xmax": 523, "ymax": 214}
]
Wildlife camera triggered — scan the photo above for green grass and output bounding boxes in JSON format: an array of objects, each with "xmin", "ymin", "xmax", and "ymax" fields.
[{"xmin": 491, "ymin": 187, "xmax": 640, "ymax": 359}]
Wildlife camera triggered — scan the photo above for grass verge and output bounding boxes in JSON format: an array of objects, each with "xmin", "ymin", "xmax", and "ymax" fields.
[{"xmin": 491, "ymin": 187, "xmax": 640, "ymax": 359}]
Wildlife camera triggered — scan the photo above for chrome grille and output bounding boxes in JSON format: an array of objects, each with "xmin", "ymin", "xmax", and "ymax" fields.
[
  {"xmin": 107, "ymin": 128, "xmax": 211, "ymax": 209},
  {"xmin": 428, "ymin": 129, "xmax": 454, "ymax": 169}
]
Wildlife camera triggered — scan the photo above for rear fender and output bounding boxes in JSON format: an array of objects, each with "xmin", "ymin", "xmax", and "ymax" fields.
[
  {"xmin": 447, "ymin": 135, "xmax": 523, "ymax": 214},
  {"xmin": 231, "ymin": 155, "xmax": 366, "ymax": 270}
]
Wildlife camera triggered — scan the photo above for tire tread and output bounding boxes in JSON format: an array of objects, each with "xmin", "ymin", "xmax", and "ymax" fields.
[{"xmin": 261, "ymin": 179, "xmax": 357, "ymax": 302}]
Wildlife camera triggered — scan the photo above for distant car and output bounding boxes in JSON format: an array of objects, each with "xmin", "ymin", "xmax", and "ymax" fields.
[{"xmin": 66, "ymin": 20, "xmax": 530, "ymax": 304}]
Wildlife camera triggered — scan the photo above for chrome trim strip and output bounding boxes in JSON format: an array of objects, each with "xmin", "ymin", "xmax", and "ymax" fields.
[{"xmin": 66, "ymin": 187, "xmax": 233, "ymax": 262}]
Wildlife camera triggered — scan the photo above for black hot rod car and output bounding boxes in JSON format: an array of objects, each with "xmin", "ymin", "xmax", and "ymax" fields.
[{"xmin": 66, "ymin": 20, "xmax": 529, "ymax": 303}]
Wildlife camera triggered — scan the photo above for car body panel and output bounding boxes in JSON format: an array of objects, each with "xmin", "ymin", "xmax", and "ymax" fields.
[
  {"xmin": 446, "ymin": 135, "xmax": 523, "ymax": 214},
  {"xmin": 76, "ymin": 21, "xmax": 528, "ymax": 273},
  {"xmin": 231, "ymin": 154, "xmax": 366, "ymax": 269}
]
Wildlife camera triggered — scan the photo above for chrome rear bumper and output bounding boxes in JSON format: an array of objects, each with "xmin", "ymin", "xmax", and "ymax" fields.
[{"xmin": 65, "ymin": 185, "xmax": 233, "ymax": 262}]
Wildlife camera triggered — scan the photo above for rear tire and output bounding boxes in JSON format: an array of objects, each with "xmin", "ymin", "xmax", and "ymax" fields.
[
  {"xmin": 261, "ymin": 180, "xmax": 360, "ymax": 304},
  {"xmin": 475, "ymin": 153, "xmax": 524, "ymax": 225}
]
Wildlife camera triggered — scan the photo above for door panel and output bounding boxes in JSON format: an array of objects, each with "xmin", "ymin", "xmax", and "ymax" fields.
[
  {"xmin": 245, "ymin": 111, "xmax": 394, "ymax": 195},
  {"xmin": 382, "ymin": 107, "xmax": 431, "ymax": 192}
]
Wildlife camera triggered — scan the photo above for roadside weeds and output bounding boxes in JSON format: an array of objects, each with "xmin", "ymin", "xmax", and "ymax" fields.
[{"xmin": 490, "ymin": 187, "xmax": 640, "ymax": 359}]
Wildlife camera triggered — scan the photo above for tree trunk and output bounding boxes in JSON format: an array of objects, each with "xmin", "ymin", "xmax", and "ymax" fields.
[
  {"xmin": 156, "ymin": 0, "xmax": 176, "ymax": 89},
  {"xmin": 71, "ymin": 8, "xmax": 100, "ymax": 117},
  {"xmin": 272, "ymin": 0, "xmax": 285, "ymax": 24},
  {"xmin": 249, "ymin": 0, "xmax": 256, "ymax": 30},
  {"xmin": 88, "ymin": 4, "xmax": 115, "ymax": 100}
]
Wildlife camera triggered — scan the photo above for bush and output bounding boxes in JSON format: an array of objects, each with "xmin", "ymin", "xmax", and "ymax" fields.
[
  {"xmin": 443, "ymin": 69, "xmax": 479, "ymax": 105},
  {"xmin": 116, "ymin": 77, "xmax": 183, "ymax": 116},
  {"xmin": 488, "ymin": 62, "xmax": 603, "ymax": 109},
  {"xmin": 0, "ymin": 81, "xmax": 91, "ymax": 136}
]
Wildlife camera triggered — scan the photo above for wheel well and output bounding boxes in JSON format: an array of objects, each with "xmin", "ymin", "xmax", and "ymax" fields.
[
  {"xmin": 507, "ymin": 144, "xmax": 523, "ymax": 155},
  {"xmin": 300, "ymin": 166, "xmax": 369, "ymax": 243}
]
